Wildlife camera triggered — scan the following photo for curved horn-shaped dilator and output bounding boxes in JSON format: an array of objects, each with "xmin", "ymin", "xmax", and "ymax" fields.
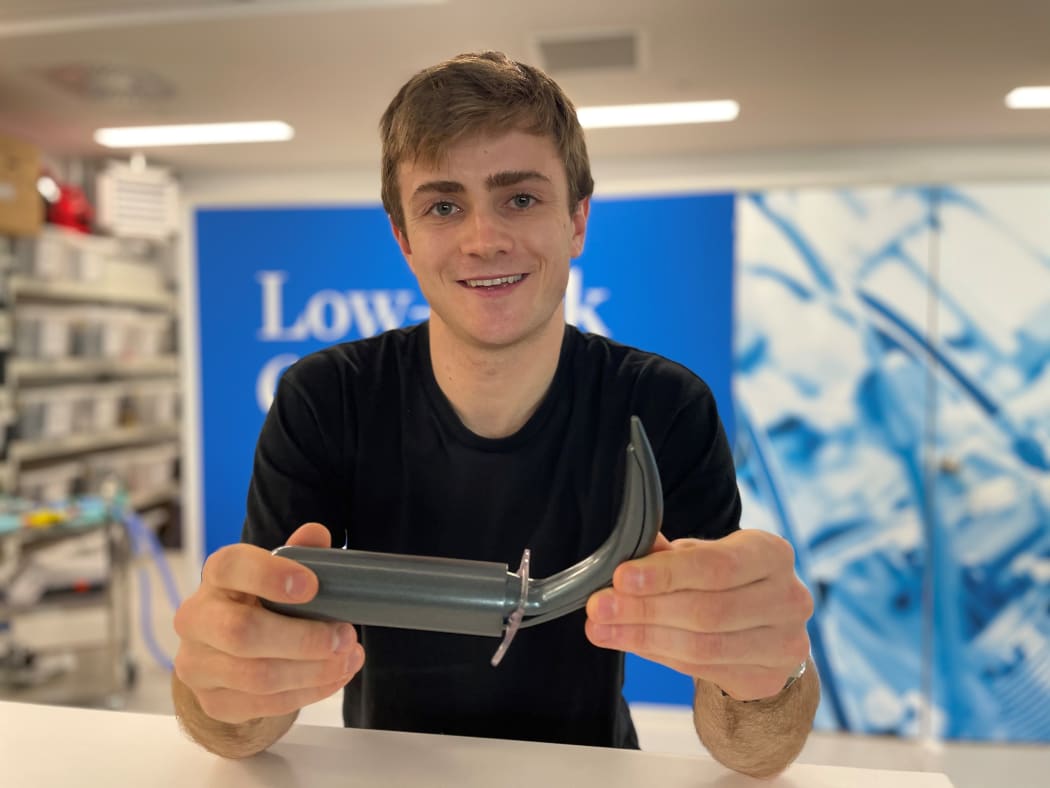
[{"xmin": 263, "ymin": 416, "xmax": 663, "ymax": 664}]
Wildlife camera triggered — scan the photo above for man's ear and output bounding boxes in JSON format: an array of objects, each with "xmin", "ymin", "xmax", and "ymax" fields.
[
  {"xmin": 570, "ymin": 196, "xmax": 590, "ymax": 258},
  {"xmin": 390, "ymin": 217, "xmax": 413, "ymax": 261}
]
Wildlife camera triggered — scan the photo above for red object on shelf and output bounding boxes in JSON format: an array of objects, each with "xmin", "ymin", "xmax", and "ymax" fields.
[{"xmin": 47, "ymin": 181, "xmax": 94, "ymax": 233}]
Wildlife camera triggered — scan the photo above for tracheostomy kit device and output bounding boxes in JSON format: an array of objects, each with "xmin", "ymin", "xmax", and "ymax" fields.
[{"xmin": 262, "ymin": 416, "xmax": 663, "ymax": 665}]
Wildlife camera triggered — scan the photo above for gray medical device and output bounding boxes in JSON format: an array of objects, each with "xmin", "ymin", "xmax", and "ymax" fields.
[{"xmin": 262, "ymin": 416, "xmax": 662, "ymax": 665}]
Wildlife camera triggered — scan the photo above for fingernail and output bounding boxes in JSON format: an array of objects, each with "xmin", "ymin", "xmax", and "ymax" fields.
[
  {"xmin": 621, "ymin": 568, "xmax": 647, "ymax": 592},
  {"xmin": 332, "ymin": 623, "xmax": 355, "ymax": 653},
  {"xmin": 285, "ymin": 573, "xmax": 309, "ymax": 600},
  {"xmin": 595, "ymin": 594, "xmax": 618, "ymax": 621}
]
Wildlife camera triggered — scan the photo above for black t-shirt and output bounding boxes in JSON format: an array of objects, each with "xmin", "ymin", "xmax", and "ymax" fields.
[{"xmin": 242, "ymin": 321, "xmax": 740, "ymax": 748}]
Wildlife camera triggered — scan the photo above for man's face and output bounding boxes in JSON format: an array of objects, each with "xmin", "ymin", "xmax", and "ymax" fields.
[{"xmin": 392, "ymin": 129, "xmax": 589, "ymax": 351}]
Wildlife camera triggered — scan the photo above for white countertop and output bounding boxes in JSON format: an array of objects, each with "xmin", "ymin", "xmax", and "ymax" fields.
[{"xmin": 0, "ymin": 700, "xmax": 955, "ymax": 787}]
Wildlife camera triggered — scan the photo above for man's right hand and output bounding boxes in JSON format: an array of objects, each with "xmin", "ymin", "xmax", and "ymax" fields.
[{"xmin": 173, "ymin": 523, "xmax": 364, "ymax": 724}]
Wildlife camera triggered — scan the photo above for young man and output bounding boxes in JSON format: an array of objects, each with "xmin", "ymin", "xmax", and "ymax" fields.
[{"xmin": 172, "ymin": 51, "xmax": 819, "ymax": 777}]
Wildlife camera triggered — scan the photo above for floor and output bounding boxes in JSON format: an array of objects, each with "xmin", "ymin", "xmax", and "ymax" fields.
[{"xmin": 3, "ymin": 548, "xmax": 1047, "ymax": 788}]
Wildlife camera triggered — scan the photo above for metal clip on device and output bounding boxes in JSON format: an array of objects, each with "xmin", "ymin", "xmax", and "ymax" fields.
[{"xmin": 263, "ymin": 416, "xmax": 663, "ymax": 666}]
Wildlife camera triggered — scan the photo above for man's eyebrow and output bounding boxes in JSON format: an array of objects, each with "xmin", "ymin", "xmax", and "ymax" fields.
[
  {"xmin": 410, "ymin": 171, "xmax": 551, "ymax": 202},
  {"xmin": 486, "ymin": 170, "xmax": 551, "ymax": 189},
  {"xmin": 411, "ymin": 180, "xmax": 464, "ymax": 200}
]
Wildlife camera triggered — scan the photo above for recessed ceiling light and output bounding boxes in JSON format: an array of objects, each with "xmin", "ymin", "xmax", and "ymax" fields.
[
  {"xmin": 1005, "ymin": 86, "xmax": 1050, "ymax": 109},
  {"xmin": 94, "ymin": 121, "xmax": 295, "ymax": 148},
  {"xmin": 576, "ymin": 100, "xmax": 739, "ymax": 129}
]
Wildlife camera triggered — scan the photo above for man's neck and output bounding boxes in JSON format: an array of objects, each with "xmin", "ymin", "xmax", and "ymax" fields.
[{"xmin": 428, "ymin": 318, "xmax": 566, "ymax": 439}]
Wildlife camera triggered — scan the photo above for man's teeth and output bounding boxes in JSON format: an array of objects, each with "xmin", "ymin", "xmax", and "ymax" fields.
[{"xmin": 465, "ymin": 274, "xmax": 524, "ymax": 288}]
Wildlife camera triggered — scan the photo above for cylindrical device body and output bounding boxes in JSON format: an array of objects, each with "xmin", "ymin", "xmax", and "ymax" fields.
[{"xmin": 263, "ymin": 546, "xmax": 518, "ymax": 637}]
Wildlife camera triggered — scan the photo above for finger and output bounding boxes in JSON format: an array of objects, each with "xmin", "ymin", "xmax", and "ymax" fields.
[
  {"xmin": 649, "ymin": 532, "xmax": 673, "ymax": 553},
  {"xmin": 587, "ymin": 577, "xmax": 813, "ymax": 632},
  {"xmin": 176, "ymin": 643, "xmax": 364, "ymax": 695},
  {"xmin": 612, "ymin": 530, "xmax": 795, "ymax": 595},
  {"xmin": 201, "ymin": 543, "xmax": 319, "ymax": 604},
  {"xmin": 196, "ymin": 678, "xmax": 352, "ymax": 725},
  {"xmin": 287, "ymin": 522, "xmax": 333, "ymax": 549},
  {"xmin": 585, "ymin": 620, "xmax": 810, "ymax": 669},
  {"xmin": 177, "ymin": 601, "xmax": 359, "ymax": 660}
]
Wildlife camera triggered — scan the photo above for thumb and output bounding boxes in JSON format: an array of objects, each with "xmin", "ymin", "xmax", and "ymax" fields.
[
  {"xmin": 648, "ymin": 532, "xmax": 673, "ymax": 554},
  {"xmin": 286, "ymin": 522, "xmax": 333, "ymax": 549}
]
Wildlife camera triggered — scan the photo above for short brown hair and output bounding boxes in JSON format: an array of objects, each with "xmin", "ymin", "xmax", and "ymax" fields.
[{"xmin": 380, "ymin": 51, "xmax": 594, "ymax": 234}]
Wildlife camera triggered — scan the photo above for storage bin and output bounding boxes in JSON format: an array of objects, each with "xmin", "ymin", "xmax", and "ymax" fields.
[
  {"xmin": 126, "ymin": 380, "xmax": 178, "ymax": 426},
  {"xmin": 126, "ymin": 443, "xmax": 179, "ymax": 494},
  {"xmin": 17, "ymin": 460, "xmax": 86, "ymax": 503},
  {"xmin": 16, "ymin": 387, "xmax": 75, "ymax": 440},
  {"xmin": 67, "ymin": 384, "xmax": 99, "ymax": 434},
  {"xmin": 14, "ymin": 305, "xmax": 72, "ymax": 360},
  {"xmin": 91, "ymin": 382, "xmax": 127, "ymax": 432}
]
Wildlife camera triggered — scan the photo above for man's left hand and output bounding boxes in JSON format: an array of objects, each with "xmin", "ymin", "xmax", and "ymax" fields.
[{"xmin": 584, "ymin": 530, "xmax": 813, "ymax": 701}]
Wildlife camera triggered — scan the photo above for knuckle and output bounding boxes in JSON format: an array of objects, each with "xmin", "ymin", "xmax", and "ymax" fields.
[
  {"xmin": 772, "ymin": 533, "xmax": 795, "ymax": 564},
  {"xmin": 218, "ymin": 605, "xmax": 255, "ymax": 651},
  {"xmin": 696, "ymin": 592, "xmax": 726, "ymax": 630},
  {"xmin": 203, "ymin": 546, "xmax": 236, "ymax": 586},
  {"xmin": 789, "ymin": 581, "xmax": 815, "ymax": 620},
  {"xmin": 172, "ymin": 648, "xmax": 193, "ymax": 681},
  {"xmin": 626, "ymin": 625, "xmax": 646, "ymax": 653},
  {"xmin": 638, "ymin": 595, "xmax": 657, "ymax": 624},
  {"xmin": 172, "ymin": 602, "xmax": 191, "ymax": 638},
  {"xmin": 655, "ymin": 562, "xmax": 674, "ymax": 593}
]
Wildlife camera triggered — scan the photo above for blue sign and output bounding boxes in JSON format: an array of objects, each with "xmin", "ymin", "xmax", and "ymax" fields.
[{"xmin": 195, "ymin": 194, "xmax": 736, "ymax": 707}]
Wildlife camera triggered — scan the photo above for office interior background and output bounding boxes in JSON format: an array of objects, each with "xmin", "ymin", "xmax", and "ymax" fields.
[{"xmin": 0, "ymin": 1, "xmax": 1048, "ymax": 785}]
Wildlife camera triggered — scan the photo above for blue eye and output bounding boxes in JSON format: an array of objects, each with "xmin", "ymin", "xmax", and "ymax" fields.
[
  {"xmin": 429, "ymin": 201, "xmax": 458, "ymax": 217},
  {"xmin": 510, "ymin": 194, "xmax": 536, "ymax": 209}
]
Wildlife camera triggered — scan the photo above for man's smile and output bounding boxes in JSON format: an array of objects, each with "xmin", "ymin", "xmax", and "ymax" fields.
[{"xmin": 459, "ymin": 273, "xmax": 528, "ymax": 289}]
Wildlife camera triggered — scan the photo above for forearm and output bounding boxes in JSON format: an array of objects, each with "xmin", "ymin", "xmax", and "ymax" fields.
[
  {"xmin": 692, "ymin": 659, "xmax": 820, "ymax": 779},
  {"xmin": 171, "ymin": 673, "xmax": 297, "ymax": 759}
]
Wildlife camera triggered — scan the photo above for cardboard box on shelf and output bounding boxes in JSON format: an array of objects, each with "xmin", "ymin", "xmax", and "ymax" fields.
[{"xmin": 0, "ymin": 133, "xmax": 43, "ymax": 237}]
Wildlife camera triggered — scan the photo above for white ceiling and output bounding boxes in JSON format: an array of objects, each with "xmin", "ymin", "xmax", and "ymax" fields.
[{"xmin": 1, "ymin": 0, "xmax": 1049, "ymax": 177}]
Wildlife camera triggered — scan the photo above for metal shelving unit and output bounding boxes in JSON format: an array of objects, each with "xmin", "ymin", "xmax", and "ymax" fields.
[
  {"xmin": 0, "ymin": 509, "xmax": 134, "ymax": 708},
  {"xmin": 0, "ymin": 227, "xmax": 183, "ymax": 527}
]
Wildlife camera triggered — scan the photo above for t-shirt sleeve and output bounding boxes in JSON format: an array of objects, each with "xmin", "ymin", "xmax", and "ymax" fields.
[
  {"xmin": 241, "ymin": 355, "xmax": 351, "ymax": 551},
  {"xmin": 654, "ymin": 379, "xmax": 742, "ymax": 543}
]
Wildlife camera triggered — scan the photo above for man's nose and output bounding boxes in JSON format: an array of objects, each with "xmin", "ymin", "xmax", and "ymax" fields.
[{"xmin": 459, "ymin": 206, "xmax": 513, "ymax": 259}]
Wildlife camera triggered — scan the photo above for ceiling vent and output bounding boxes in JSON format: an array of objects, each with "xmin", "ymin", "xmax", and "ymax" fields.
[
  {"xmin": 536, "ymin": 31, "xmax": 640, "ymax": 73},
  {"xmin": 42, "ymin": 63, "xmax": 176, "ymax": 103},
  {"xmin": 96, "ymin": 160, "xmax": 179, "ymax": 240}
]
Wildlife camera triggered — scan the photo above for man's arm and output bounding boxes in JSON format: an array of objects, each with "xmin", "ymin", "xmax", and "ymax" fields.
[
  {"xmin": 585, "ymin": 529, "xmax": 817, "ymax": 777},
  {"xmin": 693, "ymin": 659, "xmax": 820, "ymax": 778},
  {"xmin": 172, "ymin": 672, "xmax": 298, "ymax": 759}
]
